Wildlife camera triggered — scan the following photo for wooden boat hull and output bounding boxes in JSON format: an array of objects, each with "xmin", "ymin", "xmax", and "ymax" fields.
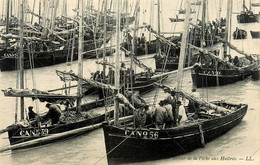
[
  {"xmin": 191, "ymin": 64, "xmax": 255, "ymax": 88},
  {"xmin": 0, "ymin": 38, "xmax": 111, "ymax": 71},
  {"xmin": 250, "ymin": 31, "xmax": 260, "ymax": 38},
  {"xmin": 102, "ymin": 103, "xmax": 247, "ymax": 163},
  {"xmin": 7, "ymin": 97, "xmax": 113, "ymax": 147},
  {"xmin": 121, "ymin": 36, "xmax": 181, "ymax": 57},
  {"xmin": 233, "ymin": 29, "xmax": 247, "ymax": 39},
  {"xmin": 251, "ymin": 67, "xmax": 260, "ymax": 80},
  {"xmin": 8, "ymin": 113, "xmax": 107, "ymax": 146},
  {"xmin": 155, "ymin": 56, "xmax": 179, "ymax": 71},
  {"xmin": 237, "ymin": 13, "xmax": 259, "ymax": 23}
]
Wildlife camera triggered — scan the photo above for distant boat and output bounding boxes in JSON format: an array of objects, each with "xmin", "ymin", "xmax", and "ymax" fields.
[
  {"xmin": 233, "ymin": 28, "xmax": 247, "ymax": 39},
  {"xmin": 251, "ymin": 67, "xmax": 260, "ymax": 80},
  {"xmin": 251, "ymin": 2, "xmax": 260, "ymax": 7},
  {"xmin": 237, "ymin": 2, "xmax": 260, "ymax": 23},
  {"xmin": 0, "ymin": 36, "xmax": 112, "ymax": 71},
  {"xmin": 169, "ymin": 17, "xmax": 193, "ymax": 22},
  {"xmin": 250, "ymin": 31, "xmax": 260, "ymax": 38},
  {"xmin": 169, "ymin": 17, "xmax": 185, "ymax": 22}
]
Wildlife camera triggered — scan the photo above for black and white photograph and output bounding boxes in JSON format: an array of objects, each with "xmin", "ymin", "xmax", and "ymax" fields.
[{"xmin": 0, "ymin": 0, "xmax": 259, "ymax": 164}]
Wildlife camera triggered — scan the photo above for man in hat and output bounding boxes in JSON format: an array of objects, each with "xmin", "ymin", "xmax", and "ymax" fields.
[
  {"xmin": 28, "ymin": 106, "xmax": 37, "ymax": 120},
  {"xmin": 154, "ymin": 100, "xmax": 168, "ymax": 129},
  {"xmin": 163, "ymin": 87, "xmax": 178, "ymax": 125},
  {"xmin": 43, "ymin": 103, "xmax": 62, "ymax": 125},
  {"xmin": 177, "ymin": 100, "xmax": 188, "ymax": 125}
]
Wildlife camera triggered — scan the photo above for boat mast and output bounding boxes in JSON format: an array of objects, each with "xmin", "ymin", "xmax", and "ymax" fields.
[
  {"xmin": 200, "ymin": 0, "xmax": 206, "ymax": 48},
  {"xmin": 114, "ymin": 0, "xmax": 121, "ymax": 126},
  {"xmin": 30, "ymin": 0, "xmax": 36, "ymax": 24},
  {"xmin": 156, "ymin": 0, "xmax": 161, "ymax": 55},
  {"xmin": 224, "ymin": 0, "xmax": 231, "ymax": 55},
  {"xmin": 77, "ymin": 0, "xmax": 84, "ymax": 112},
  {"xmin": 103, "ymin": 0, "xmax": 107, "ymax": 79},
  {"xmin": 5, "ymin": 0, "xmax": 10, "ymax": 48},
  {"xmin": 218, "ymin": 0, "xmax": 222, "ymax": 20},
  {"xmin": 19, "ymin": 0, "xmax": 25, "ymax": 120},
  {"xmin": 176, "ymin": 0, "xmax": 190, "ymax": 93},
  {"xmin": 131, "ymin": 0, "xmax": 139, "ymax": 91},
  {"xmin": 39, "ymin": 0, "xmax": 41, "ymax": 24}
]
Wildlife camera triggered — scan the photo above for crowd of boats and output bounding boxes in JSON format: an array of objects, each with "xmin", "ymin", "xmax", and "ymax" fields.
[{"xmin": 0, "ymin": 0, "xmax": 260, "ymax": 164}]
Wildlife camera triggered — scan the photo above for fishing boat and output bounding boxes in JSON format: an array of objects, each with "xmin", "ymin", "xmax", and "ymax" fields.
[
  {"xmin": 0, "ymin": 36, "xmax": 112, "ymax": 71},
  {"xmin": 251, "ymin": 66, "xmax": 260, "ymax": 80},
  {"xmin": 169, "ymin": 17, "xmax": 185, "ymax": 22},
  {"xmin": 0, "ymin": 0, "xmax": 114, "ymax": 71},
  {"xmin": 237, "ymin": 0, "xmax": 260, "ymax": 23},
  {"xmin": 102, "ymin": 1, "xmax": 248, "ymax": 164},
  {"xmin": 250, "ymin": 30, "xmax": 260, "ymax": 38},
  {"xmin": 191, "ymin": 0, "xmax": 259, "ymax": 88},
  {"xmin": 233, "ymin": 27, "xmax": 247, "ymax": 39},
  {"xmin": 0, "ymin": 0, "xmax": 115, "ymax": 152}
]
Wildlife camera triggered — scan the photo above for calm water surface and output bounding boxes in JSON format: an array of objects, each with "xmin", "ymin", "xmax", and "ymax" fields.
[{"xmin": 0, "ymin": 0, "xmax": 260, "ymax": 164}]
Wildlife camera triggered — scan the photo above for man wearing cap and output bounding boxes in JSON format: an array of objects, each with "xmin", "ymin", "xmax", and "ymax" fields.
[
  {"xmin": 154, "ymin": 100, "xmax": 168, "ymax": 129},
  {"xmin": 43, "ymin": 103, "xmax": 62, "ymax": 125},
  {"xmin": 164, "ymin": 89, "xmax": 178, "ymax": 125},
  {"xmin": 177, "ymin": 101, "xmax": 188, "ymax": 125},
  {"xmin": 28, "ymin": 106, "xmax": 37, "ymax": 120}
]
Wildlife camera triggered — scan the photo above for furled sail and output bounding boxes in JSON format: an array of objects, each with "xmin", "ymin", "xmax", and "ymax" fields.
[
  {"xmin": 1, "ymin": 88, "xmax": 77, "ymax": 104},
  {"xmin": 56, "ymin": 70, "xmax": 116, "ymax": 91},
  {"xmin": 120, "ymin": 47, "xmax": 152, "ymax": 71},
  {"xmin": 215, "ymin": 36, "xmax": 258, "ymax": 62}
]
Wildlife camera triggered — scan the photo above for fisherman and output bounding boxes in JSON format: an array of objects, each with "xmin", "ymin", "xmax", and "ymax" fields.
[
  {"xmin": 126, "ymin": 91, "xmax": 146, "ymax": 109},
  {"xmin": 154, "ymin": 100, "xmax": 168, "ymax": 129},
  {"xmin": 163, "ymin": 100, "xmax": 175, "ymax": 128},
  {"xmin": 233, "ymin": 56, "xmax": 240, "ymax": 67},
  {"xmin": 93, "ymin": 70, "xmax": 101, "ymax": 80},
  {"xmin": 187, "ymin": 88, "xmax": 201, "ymax": 119},
  {"xmin": 28, "ymin": 106, "xmax": 37, "ymax": 120},
  {"xmin": 119, "ymin": 91, "xmax": 147, "ymax": 117},
  {"xmin": 42, "ymin": 103, "xmax": 62, "ymax": 125},
  {"xmin": 177, "ymin": 101, "xmax": 188, "ymax": 125},
  {"xmin": 163, "ymin": 87, "xmax": 178, "ymax": 125},
  {"xmin": 107, "ymin": 67, "xmax": 115, "ymax": 84},
  {"xmin": 140, "ymin": 33, "xmax": 146, "ymax": 48}
]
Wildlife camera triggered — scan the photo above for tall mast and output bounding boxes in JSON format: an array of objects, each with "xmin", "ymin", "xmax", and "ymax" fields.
[
  {"xmin": 103, "ymin": 0, "xmax": 107, "ymax": 79},
  {"xmin": 19, "ymin": 0, "xmax": 25, "ymax": 120},
  {"xmin": 50, "ymin": 0, "xmax": 58, "ymax": 36},
  {"xmin": 131, "ymin": 0, "xmax": 139, "ymax": 91},
  {"xmin": 243, "ymin": 0, "xmax": 245, "ymax": 12},
  {"xmin": 39, "ymin": 0, "xmax": 41, "ymax": 24},
  {"xmin": 114, "ymin": 0, "xmax": 121, "ymax": 126},
  {"xmin": 77, "ymin": 0, "xmax": 84, "ymax": 112},
  {"xmin": 5, "ymin": 0, "xmax": 10, "ymax": 48},
  {"xmin": 176, "ymin": 0, "xmax": 190, "ymax": 93},
  {"xmin": 200, "ymin": 0, "xmax": 206, "ymax": 48},
  {"xmin": 149, "ymin": 0, "xmax": 154, "ymax": 41},
  {"xmin": 31, "ymin": 0, "xmax": 36, "ymax": 24},
  {"xmin": 224, "ymin": 0, "xmax": 231, "ymax": 55},
  {"xmin": 156, "ymin": 0, "xmax": 161, "ymax": 55},
  {"xmin": 218, "ymin": 0, "xmax": 222, "ymax": 20}
]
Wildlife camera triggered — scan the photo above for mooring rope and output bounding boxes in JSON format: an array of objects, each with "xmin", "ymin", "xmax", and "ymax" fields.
[{"xmin": 94, "ymin": 128, "xmax": 139, "ymax": 165}]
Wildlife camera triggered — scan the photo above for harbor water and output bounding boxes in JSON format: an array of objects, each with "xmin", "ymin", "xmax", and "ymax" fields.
[
  {"xmin": 0, "ymin": 56, "xmax": 259, "ymax": 165},
  {"xmin": 0, "ymin": 0, "xmax": 260, "ymax": 164}
]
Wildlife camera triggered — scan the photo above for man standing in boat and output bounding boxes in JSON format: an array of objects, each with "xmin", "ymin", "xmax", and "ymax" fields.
[
  {"xmin": 187, "ymin": 88, "xmax": 201, "ymax": 119},
  {"xmin": 28, "ymin": 106, "xmax": 37, "ymax": 120},
  {"xmin": 42, "ymin": 103, "xmax": 62, "ymax": 125},
  {"xmin": 154, "ymin": 100, "xmax": 168, "ymax": 129},
  {"xmin": 163, "ymin": 87, "xmax": 178, "ymax": 126}
]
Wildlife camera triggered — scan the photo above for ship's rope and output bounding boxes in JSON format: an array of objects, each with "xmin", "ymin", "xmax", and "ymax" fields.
[
  {"xmin": 94, "ymin": 128, "xmax": 139, "ymax": 165},
  {"xmin": 165, "ymin": 131, "xmax": 187, "ymax": 152}
]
